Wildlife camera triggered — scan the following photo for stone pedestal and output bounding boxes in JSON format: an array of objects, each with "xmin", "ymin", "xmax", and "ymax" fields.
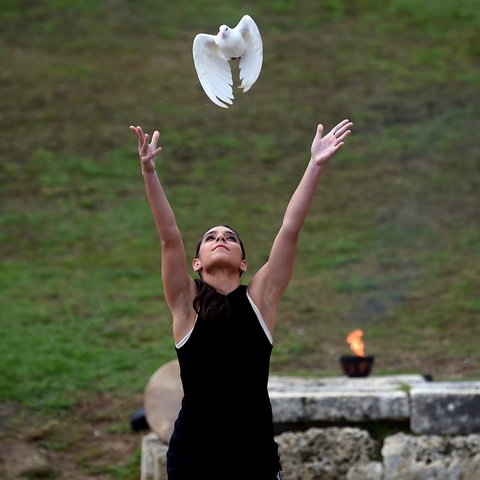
[{"xmin": 141, "ymin": 433, "xmax": 168, "ymax": 480}]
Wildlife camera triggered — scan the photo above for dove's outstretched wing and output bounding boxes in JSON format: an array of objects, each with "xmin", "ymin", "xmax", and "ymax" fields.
[
  {"xmin": 236, "ymin": 15, "xmax": 263, "ymax": 92},
  {"xmin": 193, "ymin": 33, "xmax": 234, "ymax": 108}
]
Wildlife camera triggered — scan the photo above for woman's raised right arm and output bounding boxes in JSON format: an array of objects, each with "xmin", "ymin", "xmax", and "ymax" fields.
[{"xmin": 130, "ymin": 126, "xmax": 196, "ymax": 320}]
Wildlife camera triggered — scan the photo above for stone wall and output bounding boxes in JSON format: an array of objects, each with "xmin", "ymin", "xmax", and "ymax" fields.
[
  {"xmin": 140, "ymin": 373, "xmax": 480, "ymax": 479},
  {"xmin": 276, "ymin": 428, "xmax": 480, "ymax": 480},
  {"xmin": 141, "ymin": 429, "xmax": 480, "ymax": 480}
]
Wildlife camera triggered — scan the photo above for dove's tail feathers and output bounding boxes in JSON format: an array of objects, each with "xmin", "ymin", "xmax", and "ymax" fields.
[
  {"xmin": 213, "ymin": 90, "xmax": 234, "ymax": 108},
  {"xmin": 238, "ymin": 76, "xmax": 255, "ymax": 92},
  {"xmin": 216, "ymin": 100, "xmax": 231, "ymax": 108}
]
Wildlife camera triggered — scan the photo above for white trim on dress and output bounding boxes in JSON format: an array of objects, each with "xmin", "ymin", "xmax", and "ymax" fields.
[{"xmin": 246, "ymin": 290, "xmax": 273, "ymax": 345}]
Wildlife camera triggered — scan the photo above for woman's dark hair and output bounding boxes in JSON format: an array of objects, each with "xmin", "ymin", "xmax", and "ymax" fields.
[
  {"xmin": 193, "ymin": 225, "xmax": 246, "ymax": 319},
  {"xmin": 193, "ymin": 278, "xmax": 231, "ymax": 319}
]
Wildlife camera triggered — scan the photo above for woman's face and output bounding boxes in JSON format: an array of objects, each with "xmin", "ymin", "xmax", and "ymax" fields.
[{"xmin": 193, "ymin": 225, "xmax": 247, "ymax": 276}]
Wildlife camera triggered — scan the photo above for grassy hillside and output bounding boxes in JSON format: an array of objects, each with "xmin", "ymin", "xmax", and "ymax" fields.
[{"xmin": 0, "ymin": 0, "xmax": 479, "ymax": 475}]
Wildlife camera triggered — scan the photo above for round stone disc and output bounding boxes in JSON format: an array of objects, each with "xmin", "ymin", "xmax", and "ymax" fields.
[{"xmin": 144, "ymin": 359, "xmax": 183, "ymax": 443}]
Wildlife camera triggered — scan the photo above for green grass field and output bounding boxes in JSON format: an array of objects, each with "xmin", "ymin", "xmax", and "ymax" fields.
[{"xmin": 1, "ymin": 0, "xmax": 479, "ymax": 476}]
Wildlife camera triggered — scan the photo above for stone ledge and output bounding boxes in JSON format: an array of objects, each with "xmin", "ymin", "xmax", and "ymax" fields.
[
  {"xmin": 269, "ymin": 374, "xmax": 424, "ymax": 425},
  {"xmin": 268, "ymin": 374, "xmax": 426, "ymax": 392},
  {"xmin": 271, "ymin": 390, "xmax": 410, "ymax": 423},
  {"xmin": 411, "ymin": 382, "xmax": 480, "ymax": 434},
  {"xmin": 268, "ymin": 375, "xmax": 480, "ymax": 435}
]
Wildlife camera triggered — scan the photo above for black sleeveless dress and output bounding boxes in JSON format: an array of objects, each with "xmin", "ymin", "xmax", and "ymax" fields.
[{"xmin": 166, "ymin": 285, "xmax": 281, "ymax": 480}]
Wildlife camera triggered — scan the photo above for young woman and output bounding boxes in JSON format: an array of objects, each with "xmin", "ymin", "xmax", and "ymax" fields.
[{"xmin": 130, "ymin": 118, "xmax": 352, "ymax": 480}]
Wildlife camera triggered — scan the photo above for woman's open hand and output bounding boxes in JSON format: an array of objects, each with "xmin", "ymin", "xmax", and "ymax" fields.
[
  {"xmin": 310, "ymin": 119, "xmax": 352, "ymax": 167},
  {"xmin": 130, "ymin": 125, "xmax": 163, "ymax": 174}
]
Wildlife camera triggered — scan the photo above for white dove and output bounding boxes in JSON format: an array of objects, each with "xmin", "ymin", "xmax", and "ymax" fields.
[{"xmin": 192, "ymin": 15, "xmax": 263, "ymax": 108}]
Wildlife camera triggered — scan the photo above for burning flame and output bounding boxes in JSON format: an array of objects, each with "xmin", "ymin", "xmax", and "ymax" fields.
[{"xmin": 346, "ymin": 329, "xmax": 365, "ymax": 357}]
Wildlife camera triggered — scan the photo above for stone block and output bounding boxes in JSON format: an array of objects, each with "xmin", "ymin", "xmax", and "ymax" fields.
[
  {"xmin": 271, "ymin": 390, "xmax": 410, "ymax": 423},
  {"xmin": 276, "ymin": 427, "xmax": 380, "ymax": 480},
  {"xmin": 411, "ymin": 382, "xmax": 480, "ymax": 434},
  {"xmin": 141, "ymin": 432, "xmax": 168, "ymax": 480},
  {"xmin": 269, "ymin": 374, "xmax": 425, "ymax": 424},
  {"xmin": 382, "ymin": 432, "xmax": 480, "ymax": 479}
]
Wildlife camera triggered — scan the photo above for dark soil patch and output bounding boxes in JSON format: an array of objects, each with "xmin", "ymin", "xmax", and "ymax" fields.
[{"xmin": 0, "ymin": 395, "xmax": 145, "ymax": 480}]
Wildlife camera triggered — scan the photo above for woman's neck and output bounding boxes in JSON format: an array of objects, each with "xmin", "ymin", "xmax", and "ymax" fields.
[{"xmin": 200, "ymin": 271, "xmax": 241, "ymax": 295}]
